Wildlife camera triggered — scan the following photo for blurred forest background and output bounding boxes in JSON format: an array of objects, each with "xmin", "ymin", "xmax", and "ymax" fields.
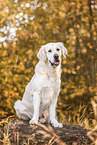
[{"xmin": 0, "ymin": 0, "xmax": 97, "ymax": 128}]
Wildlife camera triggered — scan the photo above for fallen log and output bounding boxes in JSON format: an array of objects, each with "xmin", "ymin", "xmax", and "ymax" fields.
[{"xmin": 0, "ymin": 119, "xmax": 95, "ymax": 144}]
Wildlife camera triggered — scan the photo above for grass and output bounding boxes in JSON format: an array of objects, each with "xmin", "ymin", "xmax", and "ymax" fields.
[
  {"xmin": 0, "ymin": 116, "xmax": 14, "ymax": 145},
  {"xmin": 0, "ymin": 97, "xmax": 97, "ymax": 145},
  {"xmin": 58, "ymin": 96, "xmax": 97, "ymax": 129}
]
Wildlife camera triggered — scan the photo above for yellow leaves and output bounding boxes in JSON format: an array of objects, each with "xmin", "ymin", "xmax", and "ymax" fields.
[
  {"xmin": 33, "ymin": 32, "xmax": 39, "ymax": 38},
  {"xmin": 19, "ymin": 62, "xmax": 25, "ymax": 71},
  {"xmin": 63, "ymin": 64, "xmax": 80, "ymax": 74},
  {"xmin": 3, "ymin": 50, "xmax": 7, "ymax": 56},
  {"xmin": 69, "ymin": 87, "xmax": 85, "ymax": 99},
  {"xmin": 31, "ymin": 21, "xmax": 37, "ymax": 30},
  {"xmin": 26, "ymin": 49, "xmax": 32, "ymax": 55},
  {"xmin": 0, "ymin": 0, "xmax": 96, "ymax": 127},
  {"xmin": 73, "ymin": 36, "xmax": 76, "ymax": 40},
  {"xmin": 81, "ymin": 48, "xmax": 87, "ymax": 54},
  {"xmin": 4, "ymin": 90, "xmax": 9, "ymax": 97},
  {"xmin": 94, "ymin": 31, "xmax": 97, "ymax": 36},
  {"xmin": 30, "ymin": 34, "xmax": 33, "ymax": 39},
  {"xmin": 79, "ymin": 39, "xmax": 82, "ymax": 43},
  {"xmin": 71, "ymin": 2, "xmax": 75, "ymax": 6},
  {"xmin": 77, "ymin": 2, "xmax": 81, "ymax": 9},
  {"xmin": 63, "ymin": 68, "xmax": 67, "ymax": 73},
  {"xmin": 0, "ymin": 8, "xmax": 8, "ymax": 17},
  {"xmin": 76, "ymin": 65, "xmax": 80, "ymax": 70},
  {"xmin": 72, "ymin": 41, "xmax": 76, "ymax": 45},
  {"xmin": 63, "ymin": 68, "xmax": 76, "ymax": 74},
  {"xmin": 46, "ymin": 22, "xmax": 53, "ymax": 30},
  {"xmin": 89, "ymin": 45, "xmax": 93, "ymax": 49},
  {"xmin": 0, "ymin": 17, "xmax": 7, "ymax": 24},
  {"xmin": 72, "ymin": 70, "xmax": 76, "ymax": 74},
  {"xmin": 24, "ymin": 35, "xmax": 28, "ymax": 41},
  {"xmin": 59, "ymin": 11, "xmax": 66, "ymax": 18},
  {"xmin": 69, "ymin": 28, "xmax": 73, "ymax": 32},
  {"xmin": 63, "ymin": 59, "xmax": 66, "ymax": 64},
  {"xmin": 63, "ymin": 88, "xmax": 67, "ymax": 93},
  {"xmin": 67, "ymin": 70, "xmax": 71, "ymax": 74},
  {"xmin": 87, "ymin": 33, "xmax": 90, "ymax": 38},
  {"xmin": 76, "ymin": 24, "xmax": 80, "ymax": 29},
  {"xmin": 87, "ymin": 42, "xmax": 93, "ymax": 49},
  {"xmin": 20, "ymin": 29, "xmax": 27, "ymax": 35}
]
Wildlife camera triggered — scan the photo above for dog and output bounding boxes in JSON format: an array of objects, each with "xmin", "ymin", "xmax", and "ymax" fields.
[{"xmin": 14, "ymin": 42, "xmax": 67, "ymax": 128}]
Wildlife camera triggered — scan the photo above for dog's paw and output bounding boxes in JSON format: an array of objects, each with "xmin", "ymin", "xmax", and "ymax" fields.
[
  {"xmin": 52, "ymin": 122, "xmax": 63, "ymax": 128},
  {"xmin": 39, "ymin": 118, "xmax": 46, "ymax": 124},
  {"xmin": 50, "ymin": 119, "xmax": 63, "ymax": 128},
  {"xmin": 29, "ymin": 119, "xmax": 38, "ymax": 125}
]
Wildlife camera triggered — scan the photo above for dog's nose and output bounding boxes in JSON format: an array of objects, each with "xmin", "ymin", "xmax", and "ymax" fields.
[{"xmin": 54, "ymin": 54, "xmax": 59, "ymax": 60}]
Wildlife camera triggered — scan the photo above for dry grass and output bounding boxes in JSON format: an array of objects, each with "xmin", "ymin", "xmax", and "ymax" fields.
[
  {"xmin": 0, "ymin": 97, "xmax": 97, "ymax": 145},
  {"xmin": 0, "ymin": 116, "xmax": 14, "ymax": 145}
]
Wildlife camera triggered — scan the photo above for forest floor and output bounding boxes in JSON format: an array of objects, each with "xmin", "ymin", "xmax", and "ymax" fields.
[{"xmin": 0, "ymin": 119, "xmax": 96, "ymax": 145}]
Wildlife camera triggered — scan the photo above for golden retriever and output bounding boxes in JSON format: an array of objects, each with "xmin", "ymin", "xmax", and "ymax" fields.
[{"xmin": 14, "ymin": 42, "xmax": 67, "ymax": 128}]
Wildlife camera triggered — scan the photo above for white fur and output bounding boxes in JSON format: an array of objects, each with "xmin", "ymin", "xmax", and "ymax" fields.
[{"xmin": 14, "ymin": 42, "xmax": 67, "ymax": 128}]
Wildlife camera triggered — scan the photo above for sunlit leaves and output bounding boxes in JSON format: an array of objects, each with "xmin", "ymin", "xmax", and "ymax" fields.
[{"xmin": 0, "ymin": 0, "xmax": 97, "ymax": 122}]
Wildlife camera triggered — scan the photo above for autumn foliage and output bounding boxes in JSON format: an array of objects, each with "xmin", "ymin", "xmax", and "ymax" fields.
[{"xmin": 0, "ymin": 0, "xmax": 97, "ymax": 128}]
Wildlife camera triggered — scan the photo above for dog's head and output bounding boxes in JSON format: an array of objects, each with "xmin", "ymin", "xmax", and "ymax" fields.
[{"xmin": 37, "ymin": 42, "xmax": 67, "ymax": 67}]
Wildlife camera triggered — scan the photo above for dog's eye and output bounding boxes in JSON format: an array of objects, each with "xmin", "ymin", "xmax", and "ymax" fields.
[
  {"xmin": 48, "ymin": 49, "xmax": 52, "ymax": 52},
  {"xmin": 56, "ymin": 48, "xmax": 60, "ymax": 51}
]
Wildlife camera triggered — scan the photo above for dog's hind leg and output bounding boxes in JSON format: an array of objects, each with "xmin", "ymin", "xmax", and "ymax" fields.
[{"xmin": 14, "ymin": 100, "xmax": 32, "ymax": 120}]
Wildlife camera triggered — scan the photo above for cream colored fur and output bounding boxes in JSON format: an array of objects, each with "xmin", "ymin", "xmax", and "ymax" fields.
[{"xmin": 14, "ymin": 42, "xmax": 67, "ymax": 128}]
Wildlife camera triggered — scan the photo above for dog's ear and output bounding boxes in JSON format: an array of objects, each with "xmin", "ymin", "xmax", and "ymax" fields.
[
  {"xmin": 37, "ymin": 45, "xmax": 46, "ymax": 61},
  {"xmin": 58, "ymin": 42, "xmax": 67, "ymax": 58}
]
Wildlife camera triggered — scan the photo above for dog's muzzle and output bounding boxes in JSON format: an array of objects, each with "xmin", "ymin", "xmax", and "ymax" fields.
[{"xmin": 49, "ymin": 54, "xmax": 60, "ymax": 67}]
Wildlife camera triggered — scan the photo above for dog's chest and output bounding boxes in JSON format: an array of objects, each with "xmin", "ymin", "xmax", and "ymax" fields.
[
  {"xmin": 49, "ymin": 76, "xmax": 59, "ymax": 89},
  {"xmin": 39, "ymin": 69, "xmax": 61, "ymax": 109},
  {"xmin": 42, "ymin": 74, "xmax": 60, "ymax": 98},
  {"xmin": 41, "ymin": 85, "xmax": 57, "ymax": 109},
  {"xmin": 47, "ymin": 69, "xmax": 60, "ymax": 84}
]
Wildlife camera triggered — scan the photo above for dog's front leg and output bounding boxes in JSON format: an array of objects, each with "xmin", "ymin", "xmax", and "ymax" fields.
[
  {"xmin": 29, "ymin": 92, "xmax": 40, "ymax": 125},
  {"xmin": 49, "ymin": 97, "xmax": 63, "ymax": 128}
]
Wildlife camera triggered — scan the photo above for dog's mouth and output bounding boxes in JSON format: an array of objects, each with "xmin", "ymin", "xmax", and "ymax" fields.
[{"xmin": 49, "ymin": 60, "xmax": 60, "ymax": 67}]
